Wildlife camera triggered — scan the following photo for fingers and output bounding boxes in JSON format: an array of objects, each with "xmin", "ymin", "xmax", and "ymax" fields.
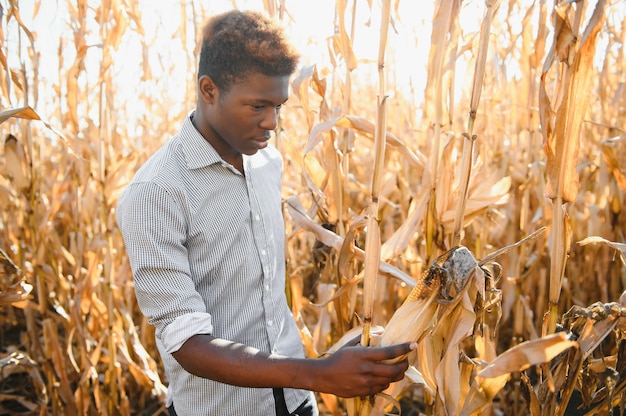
[
  {"xmin": 359, "ymin": 382, "xmax": 391, "ymax": 397},
  {"xmin": 322, "ymin": 342, "xmax": 416, "ymax": 397},
  {"xmin": 354, "ymin": 368, "xmax": 402, "ymax": 396},
  {"xmin": 367, "ymin": 341, "xmax": 417, "ymax": 361},
  {"xmin": 358, "ymin": 345, "xmax": 413, "ymax": 381},
  {"xmin": 362, "ymin": 343, "xmax": 415, "ymax": 382},
  {"xmin": 335, "ymin": 374, "xmax": 394, "ymax": 398}
]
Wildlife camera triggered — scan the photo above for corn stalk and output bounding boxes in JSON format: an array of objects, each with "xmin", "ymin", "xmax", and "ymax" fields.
[
  {"xmin": 423, "ymin": 0, "xmax": 461, "ymax": 262},
  {"xmin": 357, "ymin": 1, "xmax": 391, "ymax": 414},
  {"xmin": 337, "ymin": 0, "xmax": 358, "ymax": 238},
  {"xmin": 452, "ymin": 0, "xmax": 501, "ymax": 247},
  {"xmin": 540, "ymin": 0, "xmax": 607, "ymax": 334}
]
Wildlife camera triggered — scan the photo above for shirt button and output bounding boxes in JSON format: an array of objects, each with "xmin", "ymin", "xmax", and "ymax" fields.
[
  {"xmin": 265, "ymin": 285, "xmax": 270, "ymax": 291},
  {"xmin": 255, "ymin": 214, "xmax": 260, "ymax": 221},
  {"xmin": 267, "ymin": 320, "xmax": 273, "ymax": 326},
  {"xmin": 261, "ymin": 249, "xmax": 267, "ymax": 255}
]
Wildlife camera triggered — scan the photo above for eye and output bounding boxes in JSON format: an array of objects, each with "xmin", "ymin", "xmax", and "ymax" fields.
[{"xmin": 250, "ymin": 103, "xmax": 283, "ymax": 111}]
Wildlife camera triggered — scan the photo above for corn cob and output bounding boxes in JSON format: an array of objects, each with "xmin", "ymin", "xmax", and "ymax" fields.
[
  {"xmin": 403, "ymin": 263, "xmax": 445, "ymax": 303},
  {"xmin": 380, "ymin": 246, "xmax": 480, "ymax": 351}
]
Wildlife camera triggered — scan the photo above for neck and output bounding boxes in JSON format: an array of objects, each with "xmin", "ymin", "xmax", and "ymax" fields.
[{"xmin": 191, "ymin": 111, "xmax": 244, "ymax": 174}]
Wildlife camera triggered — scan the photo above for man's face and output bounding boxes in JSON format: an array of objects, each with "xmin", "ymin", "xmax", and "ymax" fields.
[{"xmin": 200, "ymin": 72, "xmax": 290, "ymax": 162}]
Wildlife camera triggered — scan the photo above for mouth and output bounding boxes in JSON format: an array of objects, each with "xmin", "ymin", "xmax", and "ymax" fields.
[{"xmin": 252, "ymin": 135, "xmax": 270, "ymax": 149}]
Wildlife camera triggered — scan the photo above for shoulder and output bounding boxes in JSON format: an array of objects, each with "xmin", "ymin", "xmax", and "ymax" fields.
[
  {"xmin": 125, "ymin": 137, "xmax": 191, "ymax": 193},
  {"xmin": 118, "ymin": 137, "xmax": 189, "ymax": 212}
]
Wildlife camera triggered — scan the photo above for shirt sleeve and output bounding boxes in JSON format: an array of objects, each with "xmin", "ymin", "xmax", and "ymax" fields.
[{"xmin": 116, "ymin": 181, "xmax": 213, "ymax": 353}]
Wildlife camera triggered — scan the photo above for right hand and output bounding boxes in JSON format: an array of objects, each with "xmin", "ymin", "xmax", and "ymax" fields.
[{"xmin": 314, "ymin": 341, "xmax": 416, "ymax": 398}]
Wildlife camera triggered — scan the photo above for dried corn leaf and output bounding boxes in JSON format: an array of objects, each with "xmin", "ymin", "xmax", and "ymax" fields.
[
  {"xmin": 600, "ymin": 135, "xmax": 626, "ymax": 191},
  {"xmin": 2, "ymin": 134, "xmax": 30, "ymax": 192},
  {"xmin": 0, "ymin": 351, "xmax": 47, "ymax": 405},
  {"xmin": 291, "ymin": 65, "xmax": 317, "ymax": 130},
  {"xmin": 43, "ymin": 319, "xmax": 77, "ymax": 412},
  {"xmin": 577, "ymin": 236, "xmax": 626, "ymax": 268},
  {"xmin": 285, "ymin": 196, "xmax": 415, "ymax": 286},
  {"xmin": 0, "ymin": 247, "xmax": 19, "ymax": 275},
  {"xmin": 117, "ymin": 341, "xmax": 159, "ymax": 390},
  {"xmin": 335, "ymin": 115, "xmax": 427, "ymax": 169},
  {"xmin": 0, "ymin": 48, "xmax": 24, "ymax": 92},
  {"xmin": 379, "ymin": 189, "xmax": 429, "ymax": 260},
  {"xmin": 460, "ymin": 372, "xmax": 510, "ymax": 416},
  {"xmin": 303, "ymin": 115, "xmax": 426, "ymax": 170},
  {"xmin": 477, "ymin": 332, "xmax": 577, "ymax": 378},
  {"xmin": 0, "ymin": 106, "xmax": 40, "ymax": 124},
  {"xmin": 335, "ymin": 0, "xmax": 358, "ymax": 71},
  {"xmin": 544, "ymin": 1, "xmax": 606, "ymax": 202},
  {"xmin": 434, "ymin": 278, "xmax": 480, "ymax": 416},
  {"xmin": 552, "ymin": 4, "xmax": 577, "ymax": 66},
  {"xmin": 440, "ymin": 345, "xmax": 465, "ymax": 416},
  {"xmin": 563, "ymin": 302, "xmax": 626, "ymax": 361},
  {"xmin": 441, "ymin": 176, "xmax": 511, "ymax": 232},
  {"xmin": 379, "ymin": 289, "xmax": 438, "ymax": 348},
  {"xmin": 0, "ymin": 281, "xmax": 32, "ymax": 307},
  {"xmin": 6, "ymin": 4, "xmax": 35, "ymax": 46},
  {"xmin": 416, "ymin": 337, "xmax": 439, "ymax": 401},
  {"xmin": 459, "ymin": 329, "xmax": 505, "ymax": 416},
  {"xmin": 0, "ymin": 395, "xmax": 38, "ymax": 412},
  {"xmin": 423, "ymin": 0, "xmax": 460, "ymax": 122},
  {"xmin": 467, "ymin": 0, "xmax": 501, "ymax": 125},
  {"xmin": 324, "ymin": 325, "xmax": 385, "ymax": 356}
]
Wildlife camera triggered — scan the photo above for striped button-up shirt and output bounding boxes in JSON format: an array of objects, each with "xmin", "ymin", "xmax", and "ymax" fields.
[{"xmin": 116, "ymin": 113, "xmax": 314, "ymax": 415}]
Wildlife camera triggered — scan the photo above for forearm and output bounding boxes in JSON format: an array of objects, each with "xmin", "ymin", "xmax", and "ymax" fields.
[
  {"xmin": 172, "ymin": 333, "xmax": 415, "ymax": 398},
  {"xmin": 172, "ymin": 334, "xmax": 321, "ymax": 390}
]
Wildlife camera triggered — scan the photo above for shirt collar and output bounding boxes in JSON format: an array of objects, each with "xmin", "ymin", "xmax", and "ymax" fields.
[{"xmin": 180, "ymin": 111, "xmax": 223, "ymax": 169}]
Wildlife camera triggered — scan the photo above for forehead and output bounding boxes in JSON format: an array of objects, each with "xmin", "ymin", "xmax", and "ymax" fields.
[{"xmin": 226, "ymin": 72, "xmax": 290, "ymax": 103}]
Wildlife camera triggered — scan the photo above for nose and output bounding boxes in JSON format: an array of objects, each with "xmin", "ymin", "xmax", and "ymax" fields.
[{"xmin": 260, "ymin": 107, "xmax": 278, "ymax": 130}]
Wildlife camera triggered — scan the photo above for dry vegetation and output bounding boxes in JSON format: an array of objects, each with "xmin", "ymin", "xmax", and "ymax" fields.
[{"xmin": 1, "ymin": 0, "xmax": 625, "ymax": 415}]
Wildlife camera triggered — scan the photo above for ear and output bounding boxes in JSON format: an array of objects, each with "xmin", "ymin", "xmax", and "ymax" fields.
[{"xmin": 198, "ymin": 75, "xmax": 218, "ymax": 104}]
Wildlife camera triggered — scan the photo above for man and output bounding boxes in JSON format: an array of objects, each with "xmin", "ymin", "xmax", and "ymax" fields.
[{"xmin": 116, "ymin": 10, "xmax": 414, "ymax": 416}]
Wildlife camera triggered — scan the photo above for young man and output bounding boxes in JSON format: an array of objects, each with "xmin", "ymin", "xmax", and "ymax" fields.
[{"xmin": 116, "ymin": 10, "xmax": 414, "ymax": 416}]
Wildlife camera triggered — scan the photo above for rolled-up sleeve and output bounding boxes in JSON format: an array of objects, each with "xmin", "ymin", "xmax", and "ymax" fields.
[{"xmin": 117, "ymin": 181, "xmax": 213, "ymax": 352}]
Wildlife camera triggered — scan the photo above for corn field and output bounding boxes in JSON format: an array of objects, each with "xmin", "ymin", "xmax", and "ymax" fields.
[{"xmin": 1, "ymin": 0, "xmax": 625, "ymax": 415}]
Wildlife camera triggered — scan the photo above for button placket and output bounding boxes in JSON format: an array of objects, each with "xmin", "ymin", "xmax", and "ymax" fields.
[{"xmin": 246, "ymin": 160, "xmax": 280, "ymax": 346}]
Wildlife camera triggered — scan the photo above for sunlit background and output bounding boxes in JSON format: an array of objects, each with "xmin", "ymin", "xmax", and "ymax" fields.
[
  {"xmin": 1, "ymin": 1, "xmax": 625, "ymax": 414},
  {"xmin": 10, "ymin": 0, "xmax": 624, "ymax": 146},
  {"xmin": 9, "ymin": 0, "xmax": 511, "ymax": 140}
]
